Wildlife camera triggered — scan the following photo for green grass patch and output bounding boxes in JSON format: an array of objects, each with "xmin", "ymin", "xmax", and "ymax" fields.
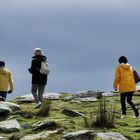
[{"xmin": 1, "ymin": 92, "xmax": 140, "ymax": 139}]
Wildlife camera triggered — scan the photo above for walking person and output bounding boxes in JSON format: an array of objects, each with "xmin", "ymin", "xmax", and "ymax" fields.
[
  {"xmin": 28, "ymin": 48, "xmax": 48, "ymax": 108},
  {"xmin": 0, "ymin": 61, "xmax": 14, "ymax": 101},
  {"xmin": 113, "ymin": 56, "xmax": 139, "ymax": 118}
]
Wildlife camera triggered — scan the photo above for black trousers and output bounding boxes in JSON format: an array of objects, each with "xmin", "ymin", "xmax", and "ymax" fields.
[
  {"xmin": 0, "ymin": 91, "xmax": 7, "ymax": 100},
  {"xmin": 120, "ymin": 92, "xmax": 137, "ymax": 115}
]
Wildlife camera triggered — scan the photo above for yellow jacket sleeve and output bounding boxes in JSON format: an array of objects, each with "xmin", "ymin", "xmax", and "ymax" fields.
[
  {"xmin": 9, "ymin": 72, "xmax": 14, "ymax": 91},
  {"xmin": 113, "ymin": 66, "xmax": 120, "ymax": 90}
]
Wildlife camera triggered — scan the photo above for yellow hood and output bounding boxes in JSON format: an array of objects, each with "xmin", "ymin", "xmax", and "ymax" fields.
[
  {"xmin": 119, "ymin": 63, "xmax": 132, "ymax": 71},
  {"xmin": 0, "ymin": 67, "xmax": 10, "ymax": 75}
]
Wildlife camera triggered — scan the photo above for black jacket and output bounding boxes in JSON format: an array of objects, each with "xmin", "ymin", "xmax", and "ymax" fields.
[{"xmin": 28, "ymin": 55, "xmax": 48, "ymax": 85}]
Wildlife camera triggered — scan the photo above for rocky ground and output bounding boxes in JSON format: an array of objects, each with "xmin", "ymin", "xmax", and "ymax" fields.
[{"xmin": 0, "ymin": 91, "xmax": 140, "ymax": 140}]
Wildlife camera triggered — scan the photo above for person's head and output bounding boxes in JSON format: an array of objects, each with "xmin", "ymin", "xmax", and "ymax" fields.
[
  {"xmin": 118, "ymin": 56, "xmax": 128, "ymax": 64},
  {"xmin": 34, "ymin": 48, "xmax": 43, "ymax": 56},
  {"xmin": 0, "ymin": 61, "xmax": 5, "ymax": 68}
]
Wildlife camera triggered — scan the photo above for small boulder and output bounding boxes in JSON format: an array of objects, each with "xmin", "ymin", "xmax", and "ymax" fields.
[
  {"xmin": 62, "ymin": 109, "xmax": 86, "ymax": 117},
  {"xmin": 0, "ymin": 136, "xmax": 6, "ymax": 140},
  {"xmin": 33, "ymin": 121, "xmax": 59, "ymax": 131},
  {"xmin": 73, "ymin": 90, "xmax": 103, "ymax": 98},
  {"xmin": 63, "ymin": 130, "xmax": 94, "ymax": 140},
  {"xmin": 17, "ymin": 93, "xmax": 62, "ymax": 102},
  {"xmin": 0, "ymin": 101, "xmax": 20, "ymax": 116},
  {"xmin": 0, "ymin": 119, "xmax": 20, "ymax": 133},
  {"xmin": 96, "ymin": 132, "xmax": 128, "ymax": 140},
  {"xmin": 0, "ymin": 101, "xmax": 20, "ymax": 111}
]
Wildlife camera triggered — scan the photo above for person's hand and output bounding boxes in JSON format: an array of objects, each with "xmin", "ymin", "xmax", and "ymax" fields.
[
  {"xmin": 114, "ymin": 87, "xmax": 117, "ymax": 91},
  {"xmin": 8, "ymin": 90, "xmax": 12, "ymax": 94},
  {"xmin": 28, "ymin": 68, "xmax": 31, "ymax": 73}
]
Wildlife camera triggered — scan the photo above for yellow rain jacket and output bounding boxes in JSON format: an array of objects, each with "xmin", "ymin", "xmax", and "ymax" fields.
[
  {"xmin": 113, "ymin": 63, "xmax": 136, "ymax": 93},
  {"xmin": 0, "ymin": 67, "xmax": 14, "ymax": 92}
]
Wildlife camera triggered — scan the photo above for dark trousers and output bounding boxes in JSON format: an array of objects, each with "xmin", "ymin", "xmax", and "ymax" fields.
[
  {"xmin": 0, "ymin": 91, "xmax": 7, "ymax": 100},
  {"xmin": 120, "ymin": 92, "xmax": 137, "ymax": 115}
]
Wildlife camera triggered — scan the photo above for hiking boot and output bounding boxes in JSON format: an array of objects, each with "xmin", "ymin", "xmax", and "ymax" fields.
[
  {"xmin": 135, "ymin": 109, "xmax": 139, "ymax": 117},
  {"xmin": 120, "ymin": 115, "xmax": 126, "ymax": 119},
  {"xmin": 34, "ymin": 102, "xmax": 41, "ymax": 109},
  {"xmin": 132, "ymin": 116, "xmax": 139, "ymax": 118},
  {"xmin": 0, "ymin": 96, "xmax": 5, "ymax": 101}
]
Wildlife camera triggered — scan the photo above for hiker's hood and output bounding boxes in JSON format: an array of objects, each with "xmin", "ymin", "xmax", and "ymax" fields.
[
  {"xmin": 0, "ymin": 67, "xmax": 9, "ymax": 74},
  {"xmin": 119, "ymin": 63, "xmax": 131, "ymax": 70}
]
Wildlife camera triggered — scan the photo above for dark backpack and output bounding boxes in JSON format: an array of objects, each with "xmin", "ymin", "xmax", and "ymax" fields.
[{"xmin": 133, "ymin": 69, "xmax": 140, "ymax": 83}]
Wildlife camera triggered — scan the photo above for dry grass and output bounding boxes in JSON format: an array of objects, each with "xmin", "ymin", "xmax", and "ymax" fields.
[
  {"xmin": 84, "ymin": 97, "xmax": 115, "ymax": 129},
  {"xmin": 37, "ymin": 99, "xmax": 52, "ymax": 117},
  {"xmin": 94, "ymin": 97, "xmax": 115, "ymax": 128}
]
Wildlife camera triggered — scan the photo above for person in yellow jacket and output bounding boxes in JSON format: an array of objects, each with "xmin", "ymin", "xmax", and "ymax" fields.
[
  {"xmin": 0, "ymin": 61, "xmax": 14, "ymax": 101},
  {"xmin": 113, "ymin": 56, "xmax": 139, "ymax": 118}
]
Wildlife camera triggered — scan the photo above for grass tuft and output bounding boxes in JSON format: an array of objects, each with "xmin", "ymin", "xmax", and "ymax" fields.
[
  {"xmin": 37, "ymin": 99, "xmax": 52, "ymax": 117},
  {"xmin": 94, "ymin": 97, "xmax": 115, "ymax": 128},
  {"xmin": 84, "ymin": 97, "xmax": 115, "ymax": 129}
]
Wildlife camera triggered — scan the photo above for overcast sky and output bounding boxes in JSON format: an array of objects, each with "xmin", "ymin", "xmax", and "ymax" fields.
[{"xmin": 0, "ymin": 0, "xmax": 140, "ymax": 99}]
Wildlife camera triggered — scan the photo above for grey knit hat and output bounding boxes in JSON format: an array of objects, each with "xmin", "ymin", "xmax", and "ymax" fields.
[{"xmin": 34, "ymin": 48, "xmax": 43, "ymax": 56}]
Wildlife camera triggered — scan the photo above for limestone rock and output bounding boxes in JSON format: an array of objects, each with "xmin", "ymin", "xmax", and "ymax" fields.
[
  {"xmin": 17, "ymin": 93, "xmax": 62, "ymax": 102},
  {"xmin": 63, "ymin": 130, "xmax": 94, "ymax": 140},
  {"xmin": 0, "ymin": 119, "xmax": 20, "ymax": 133},
  {"xmin": 62, "ymin": 109, "xmax": 86, "ymax": 117},
  {"xmin": 20, "ymin": 129, "xmax": 63, "ymax": 140},
  {"xmin": 71, "ymin": 97, "xmax": 98, "ymax": 102},
  {"xmin": 96, "ymin": 132, "xmax": 128, "ymax": 140},
  {"xmin": 33, "ymin": 121, "xmax": 58, "ymax": 131},
  {"xmin": 0, "ymin": 136, "xmax": 6, "ymax": 140},
  {"xmin": 0, "ymin": 101, "xmax": 20, "ymax": 116},
  {"xmin": 0, "ymin": 101, "xmax": 20, "ymax": 111},
  {"xmin": 73, "ymin": 90, "xmax": 103, "ymax": 98}
]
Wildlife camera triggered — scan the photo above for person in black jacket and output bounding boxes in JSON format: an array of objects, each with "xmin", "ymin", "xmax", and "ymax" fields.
[{"xmin": 28, "ymin": 48, "xmax": 48, "ymax": 108}]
